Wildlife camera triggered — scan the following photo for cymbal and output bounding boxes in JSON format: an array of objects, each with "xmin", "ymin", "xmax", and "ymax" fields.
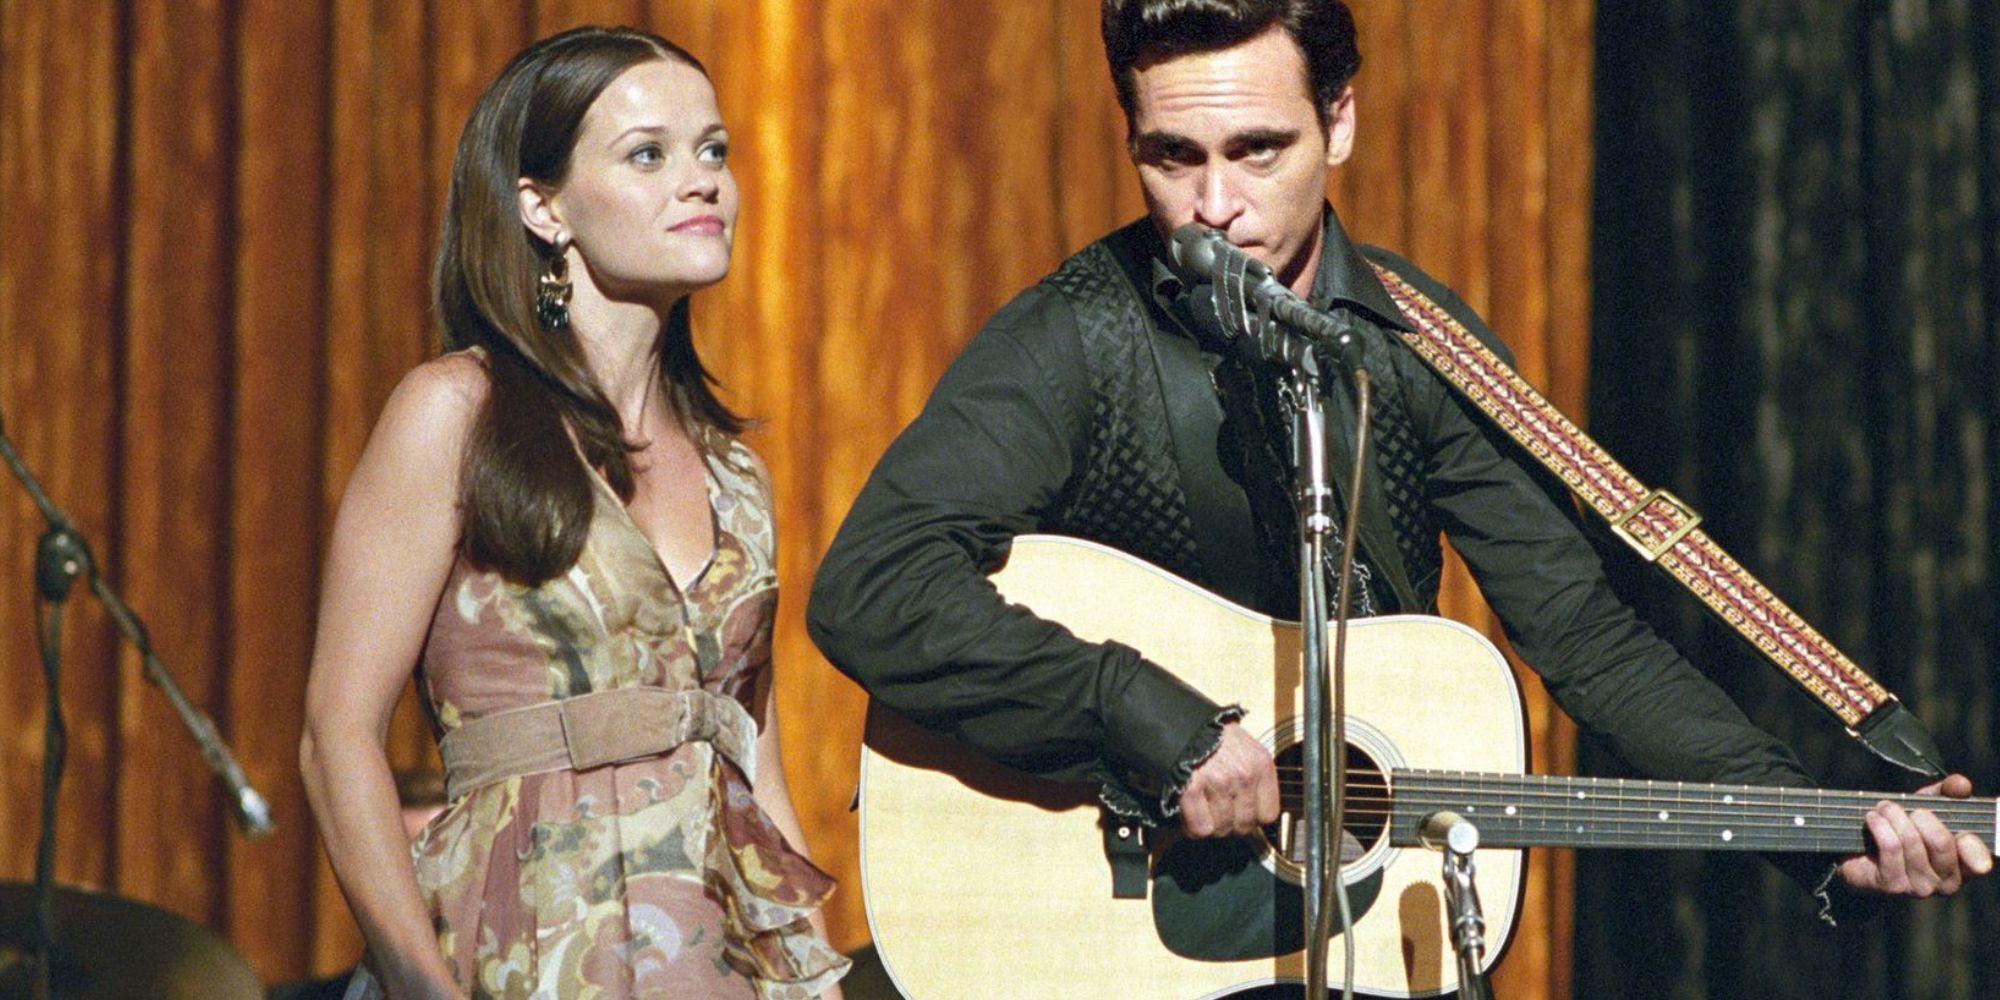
[{"xmin": 0, "ymin": 881, "xmax": 262, "ymax": 999}]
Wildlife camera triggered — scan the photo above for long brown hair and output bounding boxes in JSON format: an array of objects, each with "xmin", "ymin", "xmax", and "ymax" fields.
[{"xmin": 435, "ymin": 26, "xmax": 746, "ymax": 586}]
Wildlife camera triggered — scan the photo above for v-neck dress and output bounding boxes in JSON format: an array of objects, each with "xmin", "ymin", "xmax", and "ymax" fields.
[{"xmin": 358, "ymin": 438, "xmax": 846, "ymax": 999}]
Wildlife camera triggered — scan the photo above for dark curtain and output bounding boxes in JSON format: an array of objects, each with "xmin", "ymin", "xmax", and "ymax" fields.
[{"xmin": 1583, "ymin": 1, "xmax": 1999, "ymax": 997}]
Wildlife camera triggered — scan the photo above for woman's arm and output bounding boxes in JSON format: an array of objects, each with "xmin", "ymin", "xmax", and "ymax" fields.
[{"xmin": 300, "ymin": 356, "xmax": 484, "ymax": 999}]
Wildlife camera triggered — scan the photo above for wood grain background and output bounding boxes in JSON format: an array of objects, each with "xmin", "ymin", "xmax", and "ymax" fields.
[{"xmin": 0, "ymin": 1, "xmax": 1589, "ymax": 993}]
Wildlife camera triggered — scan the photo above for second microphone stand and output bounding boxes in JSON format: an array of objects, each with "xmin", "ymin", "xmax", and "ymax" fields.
[{"xmin": 1421, "ymin": 811, "xmax": 1493, "ymax": 1000}]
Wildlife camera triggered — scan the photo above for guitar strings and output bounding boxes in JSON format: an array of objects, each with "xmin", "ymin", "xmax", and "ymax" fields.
[
  {"xmin": 1270, "ymin": 767, "xmax": 1991, "ymax": 820},
  {"xmin": 1273, "ymin": 790, "xmax": 1992, "ymax": 827},
  {"xmin": 1266, "ymin": 769, "xmax": 1993, "ymax": 837}
]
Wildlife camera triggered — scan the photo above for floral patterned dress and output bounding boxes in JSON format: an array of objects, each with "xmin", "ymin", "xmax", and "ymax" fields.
[{"xmin": 351, "ymin": 439, "xmax": 846, "ymax": 999}]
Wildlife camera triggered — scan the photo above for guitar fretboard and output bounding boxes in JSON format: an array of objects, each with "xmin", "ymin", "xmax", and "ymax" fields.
[{"xmin": 1377, "ymin": 770, "xmax": 1998, "ymax": 853}]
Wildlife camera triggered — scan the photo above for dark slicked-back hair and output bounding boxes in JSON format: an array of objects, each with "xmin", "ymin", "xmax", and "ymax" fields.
[{"xmin": 1101, "ymin": 0, "xmax": 1360, "ymax": 127}]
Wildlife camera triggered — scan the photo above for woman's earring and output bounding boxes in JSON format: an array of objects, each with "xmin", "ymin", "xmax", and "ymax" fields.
[{"xmin": 536, "ymin": 234, "xmax": 573, "ymax": 332}]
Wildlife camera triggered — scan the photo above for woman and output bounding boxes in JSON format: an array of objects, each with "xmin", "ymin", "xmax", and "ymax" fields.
[{"xmin": 300, "ymin": 27, "xmax": 847, "ymax": 1000}]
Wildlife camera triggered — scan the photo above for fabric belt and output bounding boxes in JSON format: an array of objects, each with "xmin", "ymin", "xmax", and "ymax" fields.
[
  {"xmin": 1369, "ymin": 262, "xmax": 1948, "ymax": 779},
  {"xmin": 439, "ymin": 687, "xmax": 759, "ymax": 801}
]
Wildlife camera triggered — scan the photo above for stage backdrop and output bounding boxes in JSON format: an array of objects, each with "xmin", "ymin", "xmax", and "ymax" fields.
[
  {"xmin": 1584, "ymin": 1, "xmax": 1999, "ymax": 997},
  {"xmin": 0, "ymin": 0, "xmax": 1590, "ymax": 993}
]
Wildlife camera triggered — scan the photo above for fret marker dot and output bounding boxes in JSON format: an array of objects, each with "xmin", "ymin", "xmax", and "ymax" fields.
[
  {"xmin": 1721, "ymin": 830, "xmax": 1734, "ymax": 842},
  {"xmin": 1724, "ymin": 794, "xmax": 1735, "ymax": 805},
  {"xmin": 1576, "ymin": 824, "xmax": 1585, "ymax": 833},
  {"xmin": 1658, "ymin": 810, "xmax": 1670, "ymax": 821},
  {"xmin": 1576, "ymin": 791, "xmax": 1587, "ymax": 800},
  {"xmin": 1505, "ymin": 805, "xmax": 1518, "ymax": 817},
  {"xmin": 1794, "ymin": 816, "xmax": 1805, "ymax": 827}
]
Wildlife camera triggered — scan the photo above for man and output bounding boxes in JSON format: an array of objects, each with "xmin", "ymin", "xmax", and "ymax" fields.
[{"xmin": 808, "ymin": 0, "xmax": 1989, "ymax": 974}]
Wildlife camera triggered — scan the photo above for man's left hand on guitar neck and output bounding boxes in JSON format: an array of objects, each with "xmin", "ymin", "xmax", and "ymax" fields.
[{"xmin": 1839, "ymin": 773, "xmax": 1994, "ymax": 898}]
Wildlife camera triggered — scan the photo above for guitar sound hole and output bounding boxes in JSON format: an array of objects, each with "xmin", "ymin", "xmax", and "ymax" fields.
[{"xmin": 1260, "ymin": 740, "xmax": 1389, "ymax": 885}]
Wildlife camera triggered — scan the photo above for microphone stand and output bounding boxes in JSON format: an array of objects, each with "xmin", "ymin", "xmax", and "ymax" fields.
[
  {"xmin": 1208, "ymin": 252, "xmax": 1371, "ymax": 999},
  {"xmin": 1181, "ymin": 223, "xmax": 1386, "ymax": 997},
  {"xmin": 0, "ymin": 402, "xmax": 275, "ymax": 998},
  {"xmin": 1287, "ymin": 354, "xmax": 1371, "ymax": 1000}
]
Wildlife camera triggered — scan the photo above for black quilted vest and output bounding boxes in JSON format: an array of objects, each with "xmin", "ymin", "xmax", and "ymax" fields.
[
  {"xmin": 1037, "ymin": 233, "xmax": 1209, "ymax": 587},
  {"xmin": 1034, "ymin": 223, "xmax": 1445, "ymax": 615}
]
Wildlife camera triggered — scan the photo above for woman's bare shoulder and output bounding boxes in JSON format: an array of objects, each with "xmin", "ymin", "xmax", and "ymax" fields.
[
  {"xmin": 381, "ymin": 352, "xmax": 489, "ymax": 434},
  {"xmin": 352, "ymin": 352, "xmax": 493, "ymax": 487}
]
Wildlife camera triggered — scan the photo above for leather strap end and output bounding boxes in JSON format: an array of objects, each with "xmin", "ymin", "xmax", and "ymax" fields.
[
  {"xmin": 1852, "ymin": 700, "xmax": 1950, "ymax": 781},
  {"xmin": 1102, "ymin": 816, "xmax": 1150, "ymax": 900}
]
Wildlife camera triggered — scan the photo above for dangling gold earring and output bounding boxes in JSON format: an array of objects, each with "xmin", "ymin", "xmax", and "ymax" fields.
[{"xmin": 536, "ymin": 234, "xmax": 573, "ymax": 331}]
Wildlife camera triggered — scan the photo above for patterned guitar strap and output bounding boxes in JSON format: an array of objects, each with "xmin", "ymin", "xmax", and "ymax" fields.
[{"xmin": 1368, "ymin": 262, "xmax": 1948, "ymax": 780}]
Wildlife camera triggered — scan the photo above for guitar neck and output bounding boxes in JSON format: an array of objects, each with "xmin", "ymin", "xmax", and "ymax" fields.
[{"xmin": 1386, "ymin": 770, "xmax": 1999, "ymax": 853}]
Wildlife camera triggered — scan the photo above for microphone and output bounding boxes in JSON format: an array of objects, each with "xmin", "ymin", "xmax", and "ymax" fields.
[
  {"xmin": 232, "ymin": 779, "xmax": 276, "ymax": 840},
  {"xmin": 1169, "ymin": 223, "xmax": 1280, "ymax": 289},
  {"xmin": 1419, "ymin": 810, "xmax": 1480, "ymax": 854},
  {"xmin": 126, "ymin": 605, "xmax": 278, "ymax": 839},
  {"xmin": 212, "ymin": 729, "xmax": 277, "ymax": 839},
  {"xmin": 1169, "ymin": 224, "xmax": 1366, "ymax": 369}
]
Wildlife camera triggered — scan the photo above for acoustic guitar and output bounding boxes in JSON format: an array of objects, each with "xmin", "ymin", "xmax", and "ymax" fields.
[{"xmin": 857, "ymin": 535, "xmax": 1994, "ymax": 999}]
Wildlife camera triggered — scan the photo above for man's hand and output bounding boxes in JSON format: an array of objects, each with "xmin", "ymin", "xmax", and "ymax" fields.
[
  {"xmin": 1837, "ymin": 773, "xmax": 1994, "ymax": 898},
  {"xmin": 1179, "ymin": 721, "xmax": 1280, "ymax": 838}
]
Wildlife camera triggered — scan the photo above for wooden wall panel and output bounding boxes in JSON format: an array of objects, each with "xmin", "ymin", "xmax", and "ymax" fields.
[
  {"xmin": 432, "ymin": 5, "xmax": 532, "ymax": 199},
  {"xmin": 227, "ymin": 0, "xmax": 330, "ymax": 975},
  {"xmin": 1547, "ymin": 0, "xmax": 1595, "ymax": 420},
  {"xmin": 1335, "ymin": 1, "xmax": 1413, "ymax": 253},
  {"xmin": 1056, "ymin": 0, "xmax": 1149, "ymax": 251},
  {"xmin": 535, "ymin": 0, "xmax": 644, "ymax": 40},
  {"xmin": 0, "ymin": 0, "xmax": 124, "ymax": 896},
  {"xmin": 116, "ymin": 0, "xmax": 231, "ymax": 927},
  {"xmin": 0, "ymin": 4, "xmax": 1590, "ymax": 995}
]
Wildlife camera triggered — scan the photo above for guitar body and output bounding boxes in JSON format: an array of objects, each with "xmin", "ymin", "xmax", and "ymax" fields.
[{"xmin": 859, "ymin": 535, "xmax": 1529, "ymax": 999}]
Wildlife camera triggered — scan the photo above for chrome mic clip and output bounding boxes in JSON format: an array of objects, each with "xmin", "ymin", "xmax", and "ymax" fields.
[
  {"xmin": 1168, "ymin": 224, "xmax": 1366, "ymax": 374},
  {"xmin": 1421, "ymin": 811, "xmax": 1492, "ymax": 1000}
]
